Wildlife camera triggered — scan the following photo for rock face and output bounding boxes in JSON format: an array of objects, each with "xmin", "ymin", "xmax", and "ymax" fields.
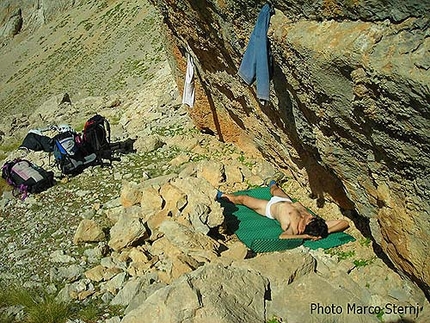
[
  {"xmin": 0, "ymin": 0, "xmax": 76, "ymax": 36},
  {"xmin": 121, "ymin": 263, "xmax": 270, "ymax": 323},
  {"xmin": 149, "ymin": 0, "xmax": 430, "ymax": 295},
  {"xmin": 0, "ymin": 8, "xmax": 22, "ymax": 38}
]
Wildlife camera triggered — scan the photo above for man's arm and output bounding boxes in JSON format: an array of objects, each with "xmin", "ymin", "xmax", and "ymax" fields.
[
  {"xmin": 326, "ymin": 219, "xmax": 349, "ymax": 234},
  {"xmin": 279, "ymin": 232, "xmax": 321, "ymax": 241}
]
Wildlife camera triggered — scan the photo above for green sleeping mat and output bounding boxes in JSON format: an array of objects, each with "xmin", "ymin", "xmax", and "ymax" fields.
[{"xmin": 219, "ymin": 187, "xmax": 355, "ymax": 253}]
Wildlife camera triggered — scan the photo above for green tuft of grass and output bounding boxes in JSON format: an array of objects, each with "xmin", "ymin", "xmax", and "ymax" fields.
[
  {"xmin": 0, "ymin": 284, "xmax": 75, "ymax": 323},
  {"xmin": 266, "ymin": 315, "xmax": 282, "ymax": 323},
  {"xmin": 325, "ymin": 248, "xmax": 355, "ymax": 261},
  {"xmin": 358, "ymin": 237, "xmax": 371, "ymax": 247},
  {"xmin": 353, "ymin": 257, "xmax": 376, "ymax": 268},
  {"xmin": 78, "ymin": 303, "xmax": 101, "ymax": 323}
]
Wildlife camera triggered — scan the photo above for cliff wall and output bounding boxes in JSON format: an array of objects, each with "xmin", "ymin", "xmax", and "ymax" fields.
[
  {"xmin": 0, "ymin": 0, "xmax": 77, "ymax": 36},
  {"xmin": 149, "ymin": 0, "xmax": 430, "ymax": 295}
]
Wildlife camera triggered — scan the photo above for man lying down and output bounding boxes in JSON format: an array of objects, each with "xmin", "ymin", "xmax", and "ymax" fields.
[{"xmin": 216, "ymin": 181, "xmax": 350, "ymax": 240}]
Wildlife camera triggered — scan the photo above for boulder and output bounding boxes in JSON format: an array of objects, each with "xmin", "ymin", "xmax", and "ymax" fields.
[
  {"xmin": 140, "ymin": 186, "xmax": 163, "ymax": 219},
  {"xmin": 232, "ymin": 250, "xmax": 316, "ymax": 315},
  {"xmin": 220, "ymin": 241, "xmax": 248, "ymax": 261},
  {"xmin": 73, "ymin": 219, "xmax": 105, "ymax": 244},
  {"xmin": 84, "ymin": 265, "xmax": 106, "ymax": 283},
  {"xmin": 120, "ymin": 181, "xmax": 142, "ymax": 208},
  {"xmin": 224, "ymin": 164, "xmax": 243, "ymax": 184},
  {"xmin": 158, "ymin": 220, "xmax": 220, "ymax": 254},
  {"xmin": 170, "ymin": 177, "xmax": 224, "ymax": 230},
  {"xmin": 121, "ymin": 263, "xmax": 269, "ymax": 323},
  {"xmin": 108, "ymin": 213, "xmax": 149, "ymax": 252},
  {"xmin": 0, "ymin": 9, "xmax": 22, "ymax": 38},
  {"xmin": 133, "ymin": 135, "xmax": 165, "ymax": 153},
  {"xmin": 110, "ymin": 276, "xmax": 146, "ymax": 306},
  {"xmin": 196, "ymin": 160, "xmax": 224, "ymax": 187},
  {"xmin": 100, "ymin": 272, "xmax": 127, "ymax": 295}
]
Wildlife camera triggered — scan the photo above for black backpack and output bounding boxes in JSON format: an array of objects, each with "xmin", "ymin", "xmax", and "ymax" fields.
[
  {"xmin": 82, "ymin": 114, "xmax": 112, "ymax": 165},
  {"xmin": 2, "ymin": 159, "xmax": 54, "ymax": 199},
  {"xmin": 53, "ymin": 131, "xmax": 96, "ymax": 175}
]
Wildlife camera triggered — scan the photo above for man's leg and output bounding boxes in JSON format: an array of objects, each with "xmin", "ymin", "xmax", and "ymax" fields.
[
  {"xmin": 269, "ymin": 181, "xmax": 292, "ymax": 200},
  {"xmin": 220, "ymin": 193, "xmax": 267, "ymax": 216}
]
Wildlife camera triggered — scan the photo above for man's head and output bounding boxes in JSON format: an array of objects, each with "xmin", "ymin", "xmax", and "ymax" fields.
[{"xmin": 303, "ymin": 217, "xmax": 328, "ymax": 238}]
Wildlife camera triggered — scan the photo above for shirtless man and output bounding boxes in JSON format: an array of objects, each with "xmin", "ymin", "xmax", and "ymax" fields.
[{"xmin": 218, "ymin": 181, "xmax": 349, "ymax": 240}]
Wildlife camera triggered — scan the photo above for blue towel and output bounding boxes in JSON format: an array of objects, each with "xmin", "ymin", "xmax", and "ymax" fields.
[{"xmin": 238, "ymin": 4, "xmax": 273, "ymax": 101}]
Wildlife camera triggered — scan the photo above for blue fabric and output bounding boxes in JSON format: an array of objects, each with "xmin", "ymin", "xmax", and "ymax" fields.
[{"xmin": 238, "ymin": 4, "xmax": 273, "ymax": 101}]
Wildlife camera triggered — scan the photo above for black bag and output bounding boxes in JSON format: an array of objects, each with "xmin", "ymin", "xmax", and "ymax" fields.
[
  {"xmin": 82, "ymin": 114, "xmax": 112, "ymax": 165},
  {"xmin": 53, "ymin": 131, "xmax": 96, "ymax": 175},
  {"xmin": 20, "ymin": 131, "xmax": 54, "ymax": 152},
  {"xmin": 2, "ymin": 159, "xmax": 54, "ymax": 199}
]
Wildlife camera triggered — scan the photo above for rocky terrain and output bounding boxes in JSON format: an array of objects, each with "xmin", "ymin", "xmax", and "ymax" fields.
[
  {"xmin": 149, "ymin": 0, "xmax": 430, "ymax": 299},
  {"xmin": 1, "ymin": 74, "xmax": 428, "ymax": 323},
  {"xmin": 0, "ymin": 0, "xmax": 429, "ymax": 323}
]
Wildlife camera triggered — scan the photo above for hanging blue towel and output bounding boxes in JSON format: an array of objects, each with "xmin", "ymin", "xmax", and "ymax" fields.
[{"xmin": 238, "ymin": 3, "xmax": 273, "ymax": 102}]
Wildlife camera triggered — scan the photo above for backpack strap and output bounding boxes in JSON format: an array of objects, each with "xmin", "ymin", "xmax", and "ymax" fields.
[
  {"xmin": 103, "ymin": 117, "xmax": 111, "ymax": 145},
  {"xmin": 16, "ymin": 184, "xmax": 29, "ymax": 200}
]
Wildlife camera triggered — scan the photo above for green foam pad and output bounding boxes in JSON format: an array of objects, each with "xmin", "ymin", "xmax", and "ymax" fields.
[
  {"xmin": 250, "ymin": 238, "xmax": 303, "ymax": 253},
  {"xmin": 304, "ymin": 231, "xmax": 356, "ymax": 250},
  {"xmin": 220, "ymin": 187, "xmax": 355, "ymax": 252}
]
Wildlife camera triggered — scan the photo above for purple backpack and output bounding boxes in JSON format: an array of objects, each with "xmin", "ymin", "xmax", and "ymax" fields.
[{"xmin": 2, "ymin": 159, "xmax": 54, "ymax": 199}]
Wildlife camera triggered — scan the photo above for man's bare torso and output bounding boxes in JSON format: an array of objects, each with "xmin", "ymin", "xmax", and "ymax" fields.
[{"xmin": 270, "ymin": 201, "xmax": 312, "ymax": 234}]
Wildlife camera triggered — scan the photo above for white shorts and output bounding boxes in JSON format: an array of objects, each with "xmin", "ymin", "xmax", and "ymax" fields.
[{"xmin": 265, "ymin": 196, "xmax": 292, "ymax": 219}]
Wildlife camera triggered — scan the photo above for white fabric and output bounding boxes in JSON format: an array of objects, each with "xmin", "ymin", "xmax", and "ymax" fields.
[
  {"xmin": 182, "ymin": 53, "xmax": 195, "ymax": 107},
  {"xmin": 265, "ymin": 196, "xmax": 292, "ymax": 219}
]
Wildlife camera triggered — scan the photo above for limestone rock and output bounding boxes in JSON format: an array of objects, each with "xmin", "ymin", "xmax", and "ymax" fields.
[
  {"xmin": 139, "ymin": 186, "xmax": 163, "ymax": 219},
  {"xmin": 126, "ymin": 247, "xmax": 158, "ymax": 277},
  {"xmin": 73, "ymin": 219, "xmax": 105, "ymax": 244},
  {"xmin": 224, "ymin": 164, "xmax": 243, "ymax": 184},
  {"xmin": 121, "ymin": 263, "xmax": 269, "ymax": 323},
  {"xmin": 125, "ymin": 281, "xmax": 167, "ymax": 315},
  {"xmin": 233, "ymin": 250, "xmax": 316, "ymax": 289},
  {"xmin": 159, "ymin": 220, "xmax": 220, "ymax": 254},
  {"xmin": 170, "ymin": 177, "xmax": 224, "ymax": 230},
  {"xmin": 68, "ymin": 279, "xmax": 95, "ymax": 301},
  {"xmin": 159, "ymin": 182, "xmax": 187, "ymax": 218},
  {"xmin": 110, "ymin": 276, "xmax": 145, "ymax": 306},
  {"xmin": 220, "ymin": 241, "xmax": 248, "ymax": 261},
  {"xmin": 188, "ymin": 203, "xmax": 211, "ymax": 234},
  {"xmin": 100, "ymin": 272, "xmax": 127, "ymax": 295},
  {"xmin": 133, "ymin": 135, "xmax": 165, "ymax": 153},
  {"xmin": 0, "ymin": 8, "xmax": 22, "ymax": 38},
  {"xmin": 50, "ymin": 250, "xmax": 75, "ymax": 264},
  {"xmin": 120, "ymin": 181, "xmax": 142, "ymax": 208},
  {"xmin": 196, "ymin": 160, "xmax": 224, "ymax": 187},
  {"xmin": 56, "ymin": 265, "xmax": 83, "ymax": 283},
  {"xmin": 85, "ymin": 265, "xmax": 106, "ymax": 282},
  {"xmin": 108, "ymin": 213, "xmax": 149, "ymax": 252}
]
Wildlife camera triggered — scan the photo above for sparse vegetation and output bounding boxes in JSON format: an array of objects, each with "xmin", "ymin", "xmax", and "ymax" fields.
[
  {"xmin": 0, "ymin": 282, "xmax": 125, "ymax": 323},
  {"xmin": 353, "ymin": 257, "xmax": 376, "ymax": 268},
  {"xmin": 325, "ymin": 248, "xmax": 355, "ymax": 261},
  {"xmin": 0, "ymin": 283, "xmax": 74, "ymax": 323},
  {"xmin": 359, "ymin": 237, "xmax": 371, "ymax": 247},
  {"xmin": 267, "ymin": 315, "xmax": 283, "ymax": 323}
]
